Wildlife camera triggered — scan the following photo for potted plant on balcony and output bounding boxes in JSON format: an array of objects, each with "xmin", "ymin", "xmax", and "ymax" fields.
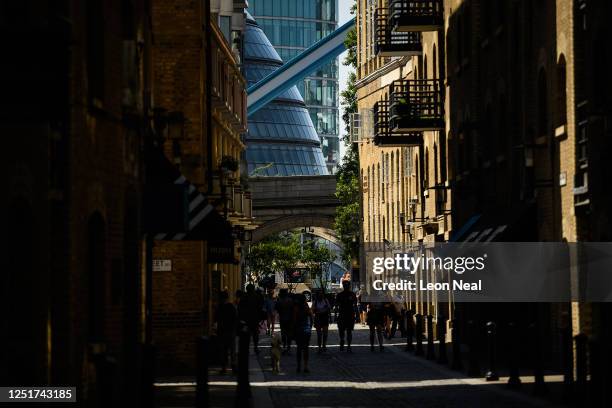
[
  {"xmin": 219, "ymin": 155, "xmax": 239, "ymax": 181},
  {"xmin": 390, "ymin": 96, "xmax": 413, "ymax": 130},
  {"xmin": 219, "ymin": 155, "xmax": 239, "ymax": 172}
]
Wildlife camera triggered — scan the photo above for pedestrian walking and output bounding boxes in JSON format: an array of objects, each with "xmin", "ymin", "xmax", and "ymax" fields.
[
  {"xmin": 312, "ymin": 291, "xmax": 331, "ymax": 353},
  {"xmin": 356, "ymin": 287, "xmax": 366, "ymax": 326},
  {"xmin": 335, "ymin": 280, "xmax": 357, "ymax": 352},
  {"xmin": 293, "ymin": 293, "xmax": 313, "ymax": 373},
  {"xmin": 405, "ymin": 309, "xmax": 415, "ymax": 351},
  {"xmin": 215, "ymin": 291, "xmax": 237, "ymax": 374},
  {"xmin": 275, "ymin": 288, "xmax": 295, "ymax": 353},
  {"xmin": 366, "ymin": 303, "xmax": 385, "ymax": 352},
  {"xmin": 264, "ymin": 290, "xmax": 276, "ymax": 335},
  {"xmin": 389, "ymin": 298, "xmax": 402, "ymax": 339},
  {"xmin": 238, "ymin": 284, "xmax": 264, "ymax": 355}
]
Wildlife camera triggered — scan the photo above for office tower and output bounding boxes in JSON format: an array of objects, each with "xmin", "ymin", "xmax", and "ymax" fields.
[{"xmin": 249, "ymin": 0, "xmax": 340, "ymax": 173}]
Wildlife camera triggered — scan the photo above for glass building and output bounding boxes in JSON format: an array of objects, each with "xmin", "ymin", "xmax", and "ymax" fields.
[
  {"xmin": 249, "ymin": 0, "xmax": 340, "ymax": 174},
  {"xmin": 243, "ymin": 12, "xmax": 328, "ymax": 176}
]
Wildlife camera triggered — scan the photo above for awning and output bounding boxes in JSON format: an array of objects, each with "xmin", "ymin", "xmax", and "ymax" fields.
[
  {"xmin": 453, "ymin": 203, "xmax": 537, "ymax": 243},
  {"xmin": 144, "ymin": 142, "xmax": 233, "ymax": 241}
]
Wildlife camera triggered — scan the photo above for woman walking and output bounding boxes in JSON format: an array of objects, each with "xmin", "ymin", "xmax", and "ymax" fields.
[
  {"xmin": 367, "ymin": 303, "xmax": 385, "ymax": 352},
  {"xmin": 294, "ymin": 293, "xmax": 313, "ymax": 373},
  {"xmin": 312, "ymin": 291, "xmax": 331, "ymax": 353}
]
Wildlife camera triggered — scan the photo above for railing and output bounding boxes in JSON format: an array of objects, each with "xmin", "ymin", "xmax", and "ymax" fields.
[
  {"xmin": 373, "ymin": 99, "xmax": 423, "ymax": 146},
  {"xmin": 374, "ymin": 8, "xmax": 422, "ymax": 57},
  {"xmin": 388, "ymin": 0, "xmax": 444, "ymax": 32},
  {"xmin": 389, "ymin": 79, "xmax": 444, "ymax": 131}
]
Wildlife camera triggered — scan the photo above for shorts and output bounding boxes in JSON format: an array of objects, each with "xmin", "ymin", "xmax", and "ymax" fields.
[{"xmin": 314, "ymin": 313, "xmax": 329, "ymax": 328}]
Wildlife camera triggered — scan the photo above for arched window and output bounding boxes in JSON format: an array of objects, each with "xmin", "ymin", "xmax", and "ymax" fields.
[
  {"xmin": 441, "ymin": 134, "xmax": 448, "ymax": 182},
  {"xmin": 483, "ymin": 104, "xmax": 493, "ymax": 160},
  {"xmin": 432, "ymin": 44, "xmax": 437, "ymax": 80},
  {"xmin": 88, "ymin": 212, "xmax": 106, "ymax": 342},
  {"xmin": 424, "ymin": 147, "xmax": 429, "ymax": 188},
  {"xmin": 498, "ymin": 94, "xmax": 507, "ymax": 155},
  {"xmin": 556, "ymin": 55, "xmax": 567, "ymax": 126},
  {"xmin": 538, "ymin": 68, "xmax": 548, "ymax": 136},
  {"xmin": 434, "ymin": 143, "xmax": 439, "ymax": 185}
]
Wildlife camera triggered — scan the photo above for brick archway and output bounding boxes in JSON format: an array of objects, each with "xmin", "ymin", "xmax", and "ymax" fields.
[
  {"xmin": 251, "ymin": 214, "xmax": 342, "ymax": 248},
  {"xmin": 249, "ymin": 175, "xmax": 341, "ymax": 247}
]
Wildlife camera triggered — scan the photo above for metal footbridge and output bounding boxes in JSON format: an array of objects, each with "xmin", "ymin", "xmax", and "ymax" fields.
[{"xmin": 247, "ymin": 17, "xmax": 356, "ymax": 116}]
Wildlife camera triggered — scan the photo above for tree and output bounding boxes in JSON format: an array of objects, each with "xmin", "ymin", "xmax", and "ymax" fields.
[
  {"xmin": 335, "ymin": 0, "xmax": 361, "ymax": 269},
  {"xmin": 303, "ymin": 242, "xmax": 337, "ymax": 293},
  {"xmin": 245, "ymin": 241, "xmax": 277, "ymax": 285}
]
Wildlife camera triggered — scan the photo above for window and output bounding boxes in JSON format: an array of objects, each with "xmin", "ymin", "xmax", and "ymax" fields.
[
  {"xmin": 538, "ymin": 68, "xmax": 548, "ymax": 136},
  {"xmin": 219, "ymin": 16, "xmax": 231, "ymax": 44},
  {"xmin": 87, "ymin": 0, "xmax": 105, "ymax": 103},
  {"xmin": 440, "ymin": 135, "xmax": 448, "ymax": 182},
  {"xmin": 434, "ymin": 143, "xmax": 438, "ymax": 184},
  {"xmin": 482, "ymin": 0, "xmax": 492, "ymax": 36},
  {"xmin": 556, "ymin": 55, "xmax": 567, "ymax": 126}
]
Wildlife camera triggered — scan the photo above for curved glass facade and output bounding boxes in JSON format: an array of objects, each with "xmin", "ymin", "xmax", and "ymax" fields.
[
  {"xmin": 243, "ymin": 12, "xmax": 328, "ymax": 176},
  {"xmin": 249, "ymin": 0, "xmax": 340, "ymax": 174}
]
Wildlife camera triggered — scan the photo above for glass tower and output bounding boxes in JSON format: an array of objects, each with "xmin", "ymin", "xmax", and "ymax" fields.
[
  {"xmin": 249, "ymin": 0, "xmax": 340, "ymax": 174},
  {"xmin": 243, "ymin": 12, "xmax": 328, "ymax": 176}
]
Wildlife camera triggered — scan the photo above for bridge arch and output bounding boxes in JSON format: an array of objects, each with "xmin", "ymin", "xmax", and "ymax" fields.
[
  {"xmin": 249, "ymin": 175, "xmax": 342, "ymax": 247},
  {"xmin": 251, "ymin": 214, "xmax": 340, "ymax": 245}
]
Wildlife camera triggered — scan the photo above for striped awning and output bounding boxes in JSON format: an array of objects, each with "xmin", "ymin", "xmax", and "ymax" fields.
[
  {"xmin": 145, "ymin": 142, "xmax": 232, "ymax": 241},
  {"xmin": 453, "ymin": 202, "xmax": 536, "ymax": 243}
]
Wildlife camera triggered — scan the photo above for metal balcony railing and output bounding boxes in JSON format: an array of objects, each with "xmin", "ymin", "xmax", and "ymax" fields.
[
  {"xmin": 389, "ymin": 79, "xmax": 444, "ymax": 131},
  {"xmin": 388, "ymin": 0, "xmax": 444, "ymax": 32},
  {"xmin": 374, "ymin": 8, "xmax": 422, "ymax": 57},
  {"xmin": 373, "ymin": 100, "xmax": 424, "ymax": 146}
]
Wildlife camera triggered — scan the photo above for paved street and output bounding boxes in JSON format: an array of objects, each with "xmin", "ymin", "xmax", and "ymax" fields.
[{"xmin": 254, "ymin": 324, "xmax": 560, "ymax": 408}]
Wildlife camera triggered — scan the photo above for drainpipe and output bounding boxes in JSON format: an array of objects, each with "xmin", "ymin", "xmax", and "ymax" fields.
[{"xmin": 205, "ymin": 0, "xmax": 213, "ymax": 195}]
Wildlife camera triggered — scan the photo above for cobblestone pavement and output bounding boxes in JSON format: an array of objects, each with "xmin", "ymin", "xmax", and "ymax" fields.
[{"xmin": 255, "ymin": 324, "xmax": 561, "ymax": 408}]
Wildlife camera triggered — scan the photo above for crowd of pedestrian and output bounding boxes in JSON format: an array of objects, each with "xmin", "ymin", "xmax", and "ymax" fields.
[{"xmin": 213, "ymin": 281, "xmax": 418, "ymax": 374}]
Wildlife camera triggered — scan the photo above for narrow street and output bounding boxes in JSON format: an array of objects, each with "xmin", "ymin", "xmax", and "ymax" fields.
[{"xmin": 251, "ymin": 325, "xmax": 560, "ymax": 408}]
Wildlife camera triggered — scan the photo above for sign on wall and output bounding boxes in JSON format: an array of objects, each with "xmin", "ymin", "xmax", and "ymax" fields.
[{"xmin": 153, "ymin": 259, "xmax": 172, "ymax": 272}]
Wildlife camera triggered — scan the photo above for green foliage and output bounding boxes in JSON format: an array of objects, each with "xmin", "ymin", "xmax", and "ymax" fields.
[
  {"xmin": 303, "ymin": 242, "xmax": 336, "ymax": 292},
  {"xmin": 335, "ymin": 0, "xmax": 361, "ymax": 268},
  {"xmin": 342, "ymin": 1, "xmax": 358, "ymax": 69},
  {"xmin": 246, "ymin": 232, "xmax": 334, "ymax": 289},
  {"xmin": 340, "ymin": 72, "xmax": 357, "ymax": 142},
  {"xmin": 334, "ymin": 143, "xmax": 360, "ymax": 267}
]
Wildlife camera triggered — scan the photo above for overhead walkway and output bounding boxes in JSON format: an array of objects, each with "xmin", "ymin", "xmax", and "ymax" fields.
[{"xmin": 246, "ymin": 17, "xmax": 356, "ymax": 116}]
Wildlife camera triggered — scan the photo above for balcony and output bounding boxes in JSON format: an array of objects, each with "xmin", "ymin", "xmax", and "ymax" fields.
[
  {"xmin": 388, "ymin": 0, "xmax": 443, "ymax": 32},
  {"xmin": 388, "ymin": 79, "xmax": 444, "ymax": 131},
  {"xmin": 373, "ymin": 100, "xmax": 423, "ymax": 146},
  {"xmin": 374, "ymin": 8, "xmax": 422, "ymax": 57}
]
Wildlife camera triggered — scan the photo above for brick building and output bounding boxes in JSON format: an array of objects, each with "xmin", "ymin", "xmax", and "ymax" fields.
[
  {"xmin": 150, "ymin": 0, "xmax": 254, "ymax": 375},
  {"xmin": 2, "ymin": 0, "xmax": 151, "ymax": 405},
  {"xmin": 1, "ymin": 0, "xmax": 257, "ymax": 403},
  {"xmin": 355, "ymin": 0, "xmax": 611, "ymax": 403}
]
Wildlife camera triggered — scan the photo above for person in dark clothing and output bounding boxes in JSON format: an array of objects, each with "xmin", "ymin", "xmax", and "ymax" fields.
[
  {"xmin": 367, "ymin": 303, "xmax": 385, "ymax": 352},
  {"xmin": 336, "ymin": 280, "xmax": 357, "ymax": 352},
  {"xmin": 238, "ymin": 284, "xmax": 264, "ymax": 355},
  {"xmin": 275, "ymin": 288, "xmax": 295, "ymax": 353},
  {"xmin": 215, "ymin": 291, "xmax": 237, "ymax": 373},
  {"xmin": 312, "ymin": 291, "xmax": 331, "ymax": 352},
  {"xmin": 293, "ymin": 293, "xmax": 313, "ymax": 373}
]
